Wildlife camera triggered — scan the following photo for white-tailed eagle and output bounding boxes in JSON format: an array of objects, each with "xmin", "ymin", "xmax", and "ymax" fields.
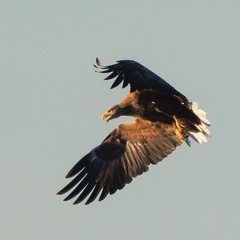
[{"xmin": 57, "ymin": 58, "xmax": 211, "ymax": 205}]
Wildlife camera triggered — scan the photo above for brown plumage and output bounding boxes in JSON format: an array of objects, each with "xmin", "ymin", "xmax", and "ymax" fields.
[{"xmin": 57, "ymin": 59, "xmax": 211, "ymax": 205}]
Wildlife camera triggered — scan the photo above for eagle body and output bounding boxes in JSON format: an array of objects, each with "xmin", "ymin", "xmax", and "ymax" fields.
[
  {"xmin": 58, "ymin": 59, "xmax": 211, "ymax": 205},
  {"xmin": 103, "ymin": 90, "xmax": 201, "ymax": 135}
]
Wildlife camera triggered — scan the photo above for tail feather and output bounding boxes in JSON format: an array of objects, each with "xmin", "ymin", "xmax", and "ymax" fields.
[
  {"xmin": 186, "ymin": 102, "xmax": 211, "ymax": 146},
  {"xmin": 191, "ymin": 102, "xmax": 211, "ymax": 126}
]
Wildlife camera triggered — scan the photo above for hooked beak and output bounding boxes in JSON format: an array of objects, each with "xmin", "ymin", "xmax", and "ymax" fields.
[{"xmin": 102, "ymin": 110, "xmax": 114, "ymax": 122}]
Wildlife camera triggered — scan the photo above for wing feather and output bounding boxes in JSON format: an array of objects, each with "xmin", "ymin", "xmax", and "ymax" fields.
[
  {"xmin": 58, "ymin": 119, "xmax": 183, "ymax": 204},
  {"xmin": 85, "ymin": 183, "xmax": 102, "ymax": 205},
  {"xmin": 104, "ymin": 71, "xmax": 119, "ymax": 80},
  {"xmin": 95, "ymin": 58, "xmax": 189, "ymax": 105},
  {"xmin": 99, "ymin": 184, "xmax": 110, "ymax": 201},
  {"xmin": 57, "ymin": 169, "xmax": 87, "ymax": 195},
  {"xmin": 73, "ymin": 182, "xmax": 96, "ymax": 204},
  {"xmin": 110, "ymin": 74, "xmax": 124, "ymax": 89},
  {"xmin": 129, "ymin": 143, "xmax": 149, "ymax": 172}
]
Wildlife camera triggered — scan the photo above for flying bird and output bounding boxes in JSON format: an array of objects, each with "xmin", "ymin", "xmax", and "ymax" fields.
[{"xmin": 57, "ymin": 58, "xmax": 211, "ymax": 205}]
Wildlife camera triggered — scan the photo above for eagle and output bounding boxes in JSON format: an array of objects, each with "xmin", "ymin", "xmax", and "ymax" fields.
[{"xmin": 57, "ymin": 58, "xmax": 211, "ymax": 205}]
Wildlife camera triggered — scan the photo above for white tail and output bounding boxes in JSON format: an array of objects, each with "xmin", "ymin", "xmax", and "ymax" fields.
[{"xmin": 185, "ymin": 102, "xmax": 211, "ymax": 146}]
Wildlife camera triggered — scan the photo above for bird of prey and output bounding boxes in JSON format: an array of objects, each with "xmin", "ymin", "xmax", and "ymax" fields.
[{"xmin": 57, "ymin": 58, "xmax": 211, "ymax": 205}]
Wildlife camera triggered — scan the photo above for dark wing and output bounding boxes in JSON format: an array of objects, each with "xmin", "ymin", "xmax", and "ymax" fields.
[
  {"xmin": 138, "ymin": 90, "xmax": 201, "ymax": 129},
  {"xmin": 95, "ymin": 58, "xmax": 189, "ymax": 106},
  {"xmin": 57, "ymin": 119, "xmax": 184, "ymax": 205}
]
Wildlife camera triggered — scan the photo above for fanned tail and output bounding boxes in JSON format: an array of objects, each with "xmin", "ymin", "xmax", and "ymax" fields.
[{"xmin": 185, "ymin": 102, "xmax": 211, "ymax": 146}]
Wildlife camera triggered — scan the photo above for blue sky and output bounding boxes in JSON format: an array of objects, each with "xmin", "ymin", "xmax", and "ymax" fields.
[{"xmin": 1, "ymin": 1, "xmax": 239, "ymax": 239}]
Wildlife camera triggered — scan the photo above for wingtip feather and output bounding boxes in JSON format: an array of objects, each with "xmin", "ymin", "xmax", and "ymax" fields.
[{"xmin": 96, "ymin": 57, "xmax": 101, "ymax": 67}]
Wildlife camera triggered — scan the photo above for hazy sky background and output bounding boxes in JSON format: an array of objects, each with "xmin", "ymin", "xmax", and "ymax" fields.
[{"xmin": 1, "ymin": 1, "xmax": 239, "ymax": 240}]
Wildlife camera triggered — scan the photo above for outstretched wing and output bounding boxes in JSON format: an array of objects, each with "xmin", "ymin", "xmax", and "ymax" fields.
[
  {"xmin": 95, "ymin": 58, "xmax": 189, "ymax": 105},
  {"xmin": 57, "ymin": 119, "xmax": 184, "ymax": 205}
]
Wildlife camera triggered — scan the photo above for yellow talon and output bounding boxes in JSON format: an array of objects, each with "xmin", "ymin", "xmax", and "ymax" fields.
[{"xmin": 173, "ymin": 116, "xmax": 184, "ymax": 140}]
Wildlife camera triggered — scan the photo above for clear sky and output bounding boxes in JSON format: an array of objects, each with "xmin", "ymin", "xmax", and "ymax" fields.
[{"xmin": 1, "ymin": 1, "xmax": 239, "ymax": 240}]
